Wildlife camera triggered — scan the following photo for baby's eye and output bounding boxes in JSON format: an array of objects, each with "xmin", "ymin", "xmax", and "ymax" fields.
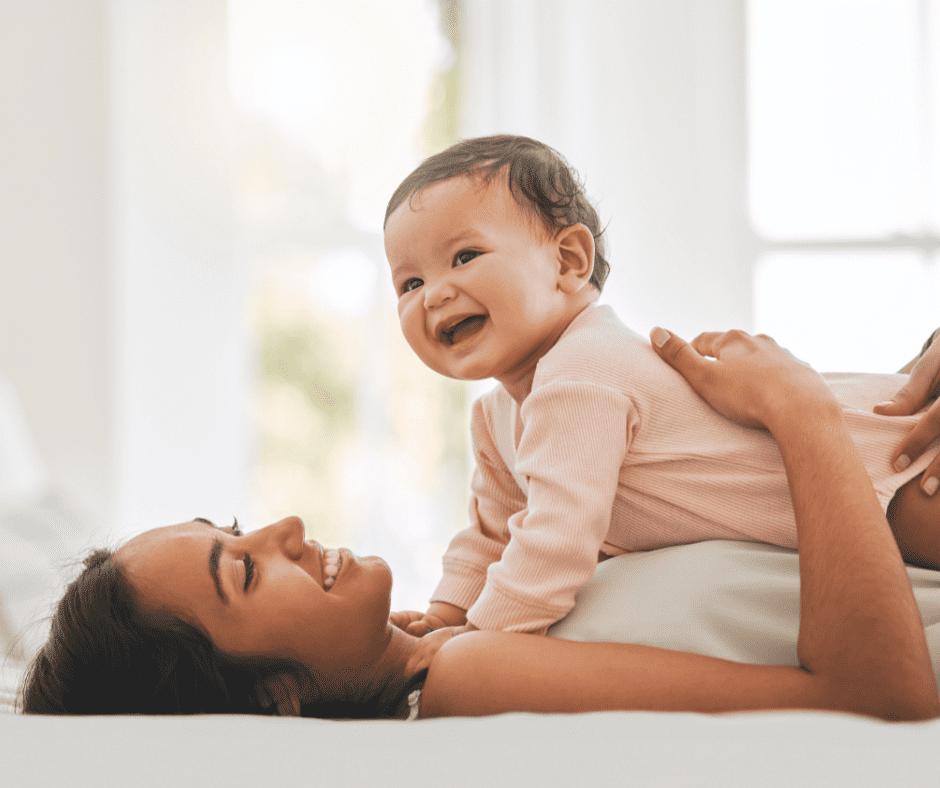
[
  {"xmin": 453, "ymin": 250, "xmax": 479, "ymax": 267},
  {"xmin": 401, "ymin": 277, "xmax": 423, "ymax": 295}
]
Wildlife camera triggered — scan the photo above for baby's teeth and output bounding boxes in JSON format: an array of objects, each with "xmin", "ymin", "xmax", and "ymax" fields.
[{"xmin": 324, "ymin": 577, "xmax": 334, "ymax": 588}]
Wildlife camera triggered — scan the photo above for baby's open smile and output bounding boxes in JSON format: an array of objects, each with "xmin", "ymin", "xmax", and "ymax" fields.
[{"xmin": 439, "ymin": 314, "xmax": 488, "ymax": 345}]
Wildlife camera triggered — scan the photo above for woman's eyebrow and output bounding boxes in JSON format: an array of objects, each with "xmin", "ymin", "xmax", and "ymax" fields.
[
  {"xmin": 194, "ymin": 517, "xmax": 217, "ymax": 527},
  {"xmin": 208, "ymin": 539, "xmax": 228, "ymax": 604}
]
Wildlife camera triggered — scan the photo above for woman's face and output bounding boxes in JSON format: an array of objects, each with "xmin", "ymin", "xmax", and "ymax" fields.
[{"xmin": 115, "ymin": 517, "xmax": 394, "ymax": 677}]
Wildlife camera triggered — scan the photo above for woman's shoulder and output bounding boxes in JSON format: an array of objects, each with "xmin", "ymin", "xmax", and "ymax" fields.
[
  {"xmin": 421, "ymin": 631, "xmax": 535, "ymax": 718},
  {"xmin": 419, "ymin": 631, "xmax": 592, "ymax": 718}
]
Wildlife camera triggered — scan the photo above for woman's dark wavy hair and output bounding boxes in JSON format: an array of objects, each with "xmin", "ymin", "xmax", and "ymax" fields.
[
  {"xmin": 384, "ymin": 135, "xmax": 610, "ymax": 292},
  {"xmin": 16, "ymin": 547, "xmax": 391, "ymax": 718}
]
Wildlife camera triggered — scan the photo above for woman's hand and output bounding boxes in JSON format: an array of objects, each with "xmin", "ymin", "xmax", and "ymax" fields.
[
  {"xmin": 649, "ymin": 327, "xmax": 838, "ymax": 433},
  {"xmin": 874, "ymin": 328, "xmax": 940, "ymax": 495}
]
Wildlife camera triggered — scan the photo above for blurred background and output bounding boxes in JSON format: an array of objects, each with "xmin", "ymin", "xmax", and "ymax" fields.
[{"xmin": 1, "ymin": 0, "xmax": 939, "ymax": 649}]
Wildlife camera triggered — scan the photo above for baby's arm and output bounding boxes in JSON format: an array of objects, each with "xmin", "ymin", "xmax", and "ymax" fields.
[
  {"xmin": 463, "ymin": 381, "xmax": 634, "ymax": 633},
  {"xmin": 392, "ymin": 398, "xmax": 526, "ymax": 636}
]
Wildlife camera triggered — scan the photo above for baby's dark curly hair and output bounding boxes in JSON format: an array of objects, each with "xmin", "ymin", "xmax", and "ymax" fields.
[{"xmin": 385, "ymin": 135, "xmax": 610, "ymax": 292}]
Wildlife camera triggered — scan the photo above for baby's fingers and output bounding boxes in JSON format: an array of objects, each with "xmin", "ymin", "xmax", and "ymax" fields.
[
  {"xmin": 256, "ymin": 674, "xmax": 302, "ymax": 716},
  {"xmin": 405, "ymin": 620, "xmax": 434, "ymax": 636},
  {"xmin": 390, "ymin": 610, "xmax": 423, "ymax": 630}
]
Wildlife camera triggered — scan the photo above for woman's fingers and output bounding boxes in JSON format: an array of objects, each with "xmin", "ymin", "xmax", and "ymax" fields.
[
  {"xmin": 873, "ymin": 330, "xmax": 940, "ymax": 491},
  {"xmin": 651, "ymin": 326, "xmax": 835, "ymax": 433},
  {"xmin": 892, "ymin": 401, "xmax": 940, "ymax": 496},
  {"xmin": 689, "ymin": 330, "xmax": 742, "ymax": 359},
  {"xmin": 874, "ymin": 357, "xmax": 940, "ymax": 417},
  {"xmin": 650, "ymin": 327, "xmax": 711, "ymax": 384},
  {"xmin": 875, "ymin": 335, "xmax": 940, "ymax": 417},
  {"xmin": 651, "ymin": 327, "xmax": 763, "ymax": 428}
]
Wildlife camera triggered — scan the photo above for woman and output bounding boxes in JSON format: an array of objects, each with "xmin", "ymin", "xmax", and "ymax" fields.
[{"xmin": 18, "ymin": 327, "xmax": 940, "ymax": 721}]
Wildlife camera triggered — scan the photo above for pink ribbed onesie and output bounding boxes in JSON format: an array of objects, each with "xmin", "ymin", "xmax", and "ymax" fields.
[{"xmin": 431, "ymin": 304, "xmax": 940, "ymax": 634}]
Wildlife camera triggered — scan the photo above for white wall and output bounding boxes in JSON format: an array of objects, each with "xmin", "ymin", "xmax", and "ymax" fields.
[
  {"xmin": 109, "ymin": 0, "xmax": 249, "ymax": 536},
  {"xmin": 0, "ymin": 2, "xmax": 110, "ymax": 518},
  {"xmin": 460, "ymin": 0, "xmax": 757, "ymax": 338},
  {"xmin": 0, "ymin": 1, "xmax": 248, "ymax": 537}
]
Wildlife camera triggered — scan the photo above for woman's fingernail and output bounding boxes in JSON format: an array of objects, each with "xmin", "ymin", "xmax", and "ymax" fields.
[
  {"xmin": 894, "ymin": 454, "xmax": 911, "ymax": 472},
  {"xmin": 924, "ymin": 477, "xmax": 939, "ymax": 497},
  {"xmin": 875, "ymin": 401, "xmax": 895, "ymax": 410},
  {"xmin": 651, "ymin": 327, "xmax": 670, "ymax": 348}
]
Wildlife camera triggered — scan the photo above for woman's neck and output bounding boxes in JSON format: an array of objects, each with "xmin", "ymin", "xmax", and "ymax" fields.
[{"xmin": 303, "ymin": 624, "xmax": 423, "ymax": 719}]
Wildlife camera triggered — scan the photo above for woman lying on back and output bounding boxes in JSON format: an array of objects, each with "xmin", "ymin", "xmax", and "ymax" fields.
[{"xmin": 18, "ymin": 328, "xmax": 940, "ymax": 721}]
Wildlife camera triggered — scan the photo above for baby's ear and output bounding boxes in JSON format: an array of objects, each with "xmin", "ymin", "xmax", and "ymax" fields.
[{"xmin": 555, "ymin": 223, "xmax": 595, "ymax": 294}]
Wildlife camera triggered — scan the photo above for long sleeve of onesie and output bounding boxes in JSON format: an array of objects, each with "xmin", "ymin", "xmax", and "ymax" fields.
[
  {"xmin": 432, "ymin": 381, "xmax": 638, "ymax": 634},
  {"xmin": 429, "ymin": 397, "xmax": 526, "ymax": 614}
]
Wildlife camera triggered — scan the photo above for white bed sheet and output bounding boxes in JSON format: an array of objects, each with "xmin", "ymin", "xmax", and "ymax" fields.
[{"xmin": 2, "ymin": 708, "xmax": 939, "ymax": 787}]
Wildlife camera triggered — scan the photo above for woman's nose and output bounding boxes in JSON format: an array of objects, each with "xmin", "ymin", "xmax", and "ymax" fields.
[{"xmin": 261, "ymin": 516, "xmax": 305, "ymax": 560}]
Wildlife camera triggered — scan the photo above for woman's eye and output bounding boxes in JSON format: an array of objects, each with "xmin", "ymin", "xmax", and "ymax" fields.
[
  {"xmin": 231, "ymin": 517, "xmax": 242, "ymax": 537},
  {"xmin": 243, "ymin": 554, "xmax": 255, "ymax": 591},
  {"xmin": 401, "ymin": 277, "xmax": 422, "ymax": 294},
  {"xmin": 454, "ymin": 250, "xmax": 479, "ymax": 267}
]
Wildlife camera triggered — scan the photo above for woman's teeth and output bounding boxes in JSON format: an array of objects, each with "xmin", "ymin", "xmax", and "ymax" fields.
[{"xmin": 323, "ymin": 548, "xmax": 341, "ymax": 590}]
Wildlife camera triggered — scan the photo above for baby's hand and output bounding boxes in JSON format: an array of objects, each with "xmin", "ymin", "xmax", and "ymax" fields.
[
  {"xmin": 391, "ymin": 602, "xmax": 467, "ymax": 636},
  {"xmin": 408, "ymin": 613, "xmax": 453, "ymax": 637},
  {"xmin": 389, "ymin": 610, "xmax": 427, "ymax": 631},
  {"xmin": 254, "ymin": 672, "xmax": 303, "ymax": 716},
  {"xmin": 404, "ymin": 625, "xmax": 473, "ymax": 675},
  {"xmin": 390, "ymin": 610, "xmax": 452, "ymax": 635}
]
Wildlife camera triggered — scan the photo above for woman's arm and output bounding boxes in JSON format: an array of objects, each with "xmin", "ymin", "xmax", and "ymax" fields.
[{"xmin": 421, "ymin": 330, "xmax": 939, "ymax": 721}]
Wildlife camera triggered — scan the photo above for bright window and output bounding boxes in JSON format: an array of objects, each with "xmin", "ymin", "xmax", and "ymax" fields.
[
  {"xmin": 749, "ymin": 0, "xmax": 940, "ymax": 372},
  {"xmin": 228, "ymin": 0, "xmax": 465, "ymax": 610}
]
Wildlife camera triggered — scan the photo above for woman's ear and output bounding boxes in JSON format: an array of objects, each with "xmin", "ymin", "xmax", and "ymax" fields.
[{"xmin": 555, "ymin": 223, "xmax": 595, "ymax": 295}]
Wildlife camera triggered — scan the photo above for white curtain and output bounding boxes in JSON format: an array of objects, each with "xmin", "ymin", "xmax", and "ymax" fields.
[{"xmin": 459, "ymin": 0, "xmax": 754, "ymax": 338}]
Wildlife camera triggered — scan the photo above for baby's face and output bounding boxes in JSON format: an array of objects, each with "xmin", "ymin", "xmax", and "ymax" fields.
[{"xmin": 384, "ymin": 175, "xmax": 576, "ymax": 397}]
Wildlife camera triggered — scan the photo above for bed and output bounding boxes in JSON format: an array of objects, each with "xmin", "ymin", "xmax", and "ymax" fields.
[{"xmin": 3, "ymin": 537, "xmax": 940, "ymax": 787}]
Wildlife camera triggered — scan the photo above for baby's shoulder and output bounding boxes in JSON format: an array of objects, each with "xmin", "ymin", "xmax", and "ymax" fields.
[{"xmin": 534, "ymin": 305, "xmax": 660, "ymax": 389}]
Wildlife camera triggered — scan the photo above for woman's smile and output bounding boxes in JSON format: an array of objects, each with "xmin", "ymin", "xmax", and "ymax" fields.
[{"xmin": 320, "ymin": 546, "xmax": 346, "ymax": 590}]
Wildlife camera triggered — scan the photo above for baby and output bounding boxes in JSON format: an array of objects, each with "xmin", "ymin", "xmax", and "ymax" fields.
[{"xmin": 383, "ymin": 134, "xmax": 940, "ymax": 636}]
